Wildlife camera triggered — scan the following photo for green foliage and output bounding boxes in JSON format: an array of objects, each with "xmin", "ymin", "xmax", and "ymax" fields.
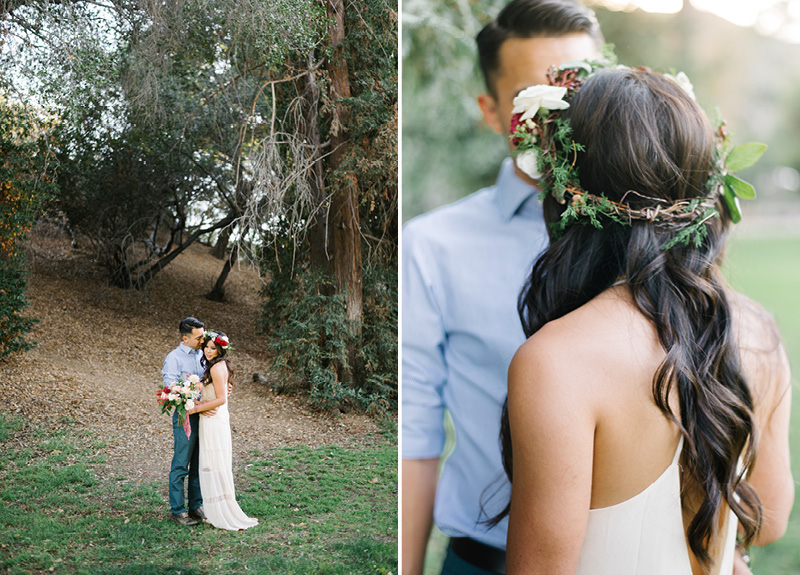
[
  {"xmin": 402, "ymin": 0, "xmax": 509, "ymax": 218},
  {"xmin": 709, "ymin": 120, "xmax": 766, "ymax": 225},
  {"xmin": 660, "ymin": 206, "xmax": 719, "ymax": 251},
  {"xmin": 4, "ymin": 1, "xmax": 329, "ymax": 290},
  {"xmin": 357, "ymin": 263, "xmax": 399, "ymax": 414},
  {"xmin": 0, "ymin": 260, "xmax": 37, "ymax": 355},
  {"xmin": 255, "ymin": 0, "xmax": 397, "ymax": 416},
  {"xmin": 268, "ymin": 268, "xmax": 360, "ymax": 411},
  {"xmin": 260, "ymin": 260, "xmax": 397, "ymax": 415},
  {"xmin": 725, "ymin": 142, "xmax": 768, "ymax": 173},
  {"xmin": 336, "ymin": 0, "xmax": 398, "ymax": 252},
  {"xmin": 0, "ymin": 96, "xmax": 56, "ymax": 355}
]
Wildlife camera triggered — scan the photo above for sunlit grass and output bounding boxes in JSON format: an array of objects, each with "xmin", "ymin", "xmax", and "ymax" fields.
[
  {"xmin": 0, "ymin": 415, "xmax": 397, "ymax": 575},
  {"xmin": 725, "ymin": 234, "xmax": 800, "ymax": 573}
]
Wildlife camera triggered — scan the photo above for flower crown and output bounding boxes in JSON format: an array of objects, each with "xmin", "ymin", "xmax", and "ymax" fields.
[
  {"xmin": 510, "ymin": 60, "xmax": 766, "ymax": 250},
  {"xmin": 203, "ymin": 330, "xmax": 232, "ymax": 351}
]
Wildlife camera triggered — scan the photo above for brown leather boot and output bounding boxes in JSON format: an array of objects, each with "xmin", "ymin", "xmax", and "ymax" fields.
[
  {"xmin": 189, "ymin": 507, "xmax": 207, "ymax": 522},
  {"xmin": 170, "ymin": 512, "xmax": 200, "ymax": 526}
]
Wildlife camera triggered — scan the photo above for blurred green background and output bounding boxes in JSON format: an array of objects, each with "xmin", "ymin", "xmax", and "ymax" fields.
[{"xmin": 402, "ymin": 1, "xmax": 800, "ymax": 573}]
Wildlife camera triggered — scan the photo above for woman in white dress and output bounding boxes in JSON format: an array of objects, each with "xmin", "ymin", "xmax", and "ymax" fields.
[
  {"xmin": 187, "ymin": 330, "xmax": 258, "ymax": 531},
  {"xmin": 490, "ymin": 65, "xmax": 793, "ymax": 574}
]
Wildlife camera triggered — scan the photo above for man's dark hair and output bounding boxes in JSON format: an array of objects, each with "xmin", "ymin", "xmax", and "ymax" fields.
[
  {"xmin": 477, "ymin": 0, "xmax": 603, "ymax": 95},
  {"xmin": 179, "ymin": 317, "xmax": 204, "ymax": 335}
]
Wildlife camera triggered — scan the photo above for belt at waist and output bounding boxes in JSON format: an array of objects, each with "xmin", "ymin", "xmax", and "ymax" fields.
[{"xmin": 449, "ymin": 537, "xmax": 506, "ymax": 574}]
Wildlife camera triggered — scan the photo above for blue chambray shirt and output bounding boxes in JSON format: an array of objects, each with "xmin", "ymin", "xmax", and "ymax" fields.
[
  {"xmin": 162, "ymin": 343, "xmax": 204, "ymax": 386},
  {"xmin": 402, "ymin": 158, "xmax": 549, "ymax": 549}
]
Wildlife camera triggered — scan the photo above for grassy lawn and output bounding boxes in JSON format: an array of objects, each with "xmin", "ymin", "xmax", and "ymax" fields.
[
  {"xmin": 423, "ymin": 232, "xmax": 800, "ymax": 574},
  {"xmin": 0, "ymin": 414, "xmax": 397, "ymax": 574},
  {"xmin": 725, "ymin": 234, "xmax": 800, "ymax": 573}
]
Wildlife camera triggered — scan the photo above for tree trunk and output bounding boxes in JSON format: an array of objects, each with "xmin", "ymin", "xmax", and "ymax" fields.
[
  {"xmin": 325, "ymin": 0, "xmax": 362, "ymax": 329},
  {"xmin": 131, "ymin": 214, "xmax": 234, "ymax": 290},
  {"xmin": 304, "ymin": 55, "xmax": 329, "ymax": 273},
  {"xmin": 211, "ymin": 224, "xmax": 231, "ymax": 259},
  {"xmin": 207, "ymin": 242, "xmax": 238, "ymax": 302},
  {"xmin": 324, "ymin": 0, "xmax": 362, "ymax": 386}
]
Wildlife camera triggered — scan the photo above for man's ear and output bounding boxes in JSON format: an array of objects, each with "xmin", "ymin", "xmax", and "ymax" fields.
[{"xmin": 478, "ymin": 93, "xmax": 504, "ymax": 134}]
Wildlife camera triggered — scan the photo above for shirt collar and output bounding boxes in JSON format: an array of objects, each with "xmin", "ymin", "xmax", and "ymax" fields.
[
  {"xmin": 179, "ymin": 343, "xmax": 197, "ymax": 354},
  {"xmin": 495, "ymin": 157, "xmax": 541, "ymax": 222}
]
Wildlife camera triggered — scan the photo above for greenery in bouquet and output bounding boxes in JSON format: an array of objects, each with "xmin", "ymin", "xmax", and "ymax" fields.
[{"xmin": 156, "ymin": 374, "xmax": 202, "ymax": 426}]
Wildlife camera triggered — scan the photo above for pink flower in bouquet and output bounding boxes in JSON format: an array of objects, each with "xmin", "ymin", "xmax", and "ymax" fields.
[{"xmin": 157, "ymin": 374, "xmax": 203, "ymax": 438}]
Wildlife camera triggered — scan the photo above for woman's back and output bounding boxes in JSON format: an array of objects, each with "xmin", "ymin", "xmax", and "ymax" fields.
[{"xmin": 505, "ymin": 285, "xmax": 790, "ymax": 575}]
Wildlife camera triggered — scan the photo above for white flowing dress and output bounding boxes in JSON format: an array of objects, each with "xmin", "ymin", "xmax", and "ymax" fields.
[
  {"xmin": 198, "ymin": 380, "xmax": 258, "ymax": 531},
  {"xmin": 576, "ymin": 436, "xmax": 737, "ymax": 575}
]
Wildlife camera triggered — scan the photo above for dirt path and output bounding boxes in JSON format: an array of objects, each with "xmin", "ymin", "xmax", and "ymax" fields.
[{"xmin": 0, "ymin": 224, "xmax": 386, "ymax": 485}]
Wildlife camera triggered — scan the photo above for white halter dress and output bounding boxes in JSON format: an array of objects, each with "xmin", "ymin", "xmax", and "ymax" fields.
[
  {"xmin": 198, "ymin": 382, "xmax": 258, "ymax": 531},
  {"xmin": 576, "ymin": 437, "xmax": 738, "ymax": 575}
]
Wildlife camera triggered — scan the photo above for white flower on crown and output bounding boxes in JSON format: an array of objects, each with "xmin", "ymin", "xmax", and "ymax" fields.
[
  {"xmin": 516, "ymin": 149, "xmax": 542, "ymax": 180},
  {"xmin": 512, "ymin": 85, "xmax": 570, "ymax": 121},
  {"xmin": 665, "ymin": 71, "xmax": 696, "ymax": 101}
]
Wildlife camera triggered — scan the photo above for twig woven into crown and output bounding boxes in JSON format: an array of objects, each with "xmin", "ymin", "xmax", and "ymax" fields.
[{"xmin": 510, "ymin": 60, "xmax": 766, "ymax": 250}]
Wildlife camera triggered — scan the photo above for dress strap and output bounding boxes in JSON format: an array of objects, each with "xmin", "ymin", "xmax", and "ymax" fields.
[{"xmin": 671, "ymin": 435, "xmax": 684, "ymax": 466}]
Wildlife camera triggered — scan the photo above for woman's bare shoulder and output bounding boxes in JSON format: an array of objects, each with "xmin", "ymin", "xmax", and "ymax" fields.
[
  {"xmin": 210, "ymin": 360, "xmax": 229, "ymax": 376},
  {"xmin": 509, "ymin": 297, "xmax": 633, "ymax": 403}
]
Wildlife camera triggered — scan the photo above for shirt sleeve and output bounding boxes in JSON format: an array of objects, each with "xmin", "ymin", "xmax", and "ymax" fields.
[
  {"xmin": 401, "ymin": 221, "xmax": 448, "ymax": 459},
  {"xmin": 162, "ymin": 351, "xmax": 180, "ymax": 386}
]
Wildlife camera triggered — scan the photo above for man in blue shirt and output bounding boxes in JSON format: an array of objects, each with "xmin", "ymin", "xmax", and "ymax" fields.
[
  {"xmin": 162, "ymin": 316, "xmax": 206, "ymax": 526},
  {"xmin": 402, "ymin": 2, "xmax": 602, "ymax": 573}
]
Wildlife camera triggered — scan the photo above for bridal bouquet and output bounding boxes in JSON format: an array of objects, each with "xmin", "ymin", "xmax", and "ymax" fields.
[{"xmin": 157, "ymin": 374, "xmax": 202, "ymax": 438}]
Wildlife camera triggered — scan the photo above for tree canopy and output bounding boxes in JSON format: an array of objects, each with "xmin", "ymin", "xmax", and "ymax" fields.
[{"xmin": 1, "ymin": 0, "xmax": 398, "ymax": 413}]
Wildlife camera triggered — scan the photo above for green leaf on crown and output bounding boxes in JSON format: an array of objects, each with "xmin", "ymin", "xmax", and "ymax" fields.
[
  {"xmin": 558, "ymin": 60, "xmax": 594, "ymax": 76},
  {"xmin": 721, "ymin": 183, "xmax": 743, "ymax": 224},
  {"xmin": 724, "ymin": 174, "xmax": 757, "ymax": 200},
  {"xmin": 724, "ymin": 142, "xmax": 767, "ymax": 173}
]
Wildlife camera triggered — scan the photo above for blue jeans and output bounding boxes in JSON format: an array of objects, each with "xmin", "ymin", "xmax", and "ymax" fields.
[
  {"xmin": 169, "ymin": 411, "xmax": 202, "ymax": 514},
  {"xmin": 441, "ymin": 545, "xmax": 503, "ymax": 575}
]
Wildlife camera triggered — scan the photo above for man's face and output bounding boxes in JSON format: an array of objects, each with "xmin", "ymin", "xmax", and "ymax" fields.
[
  {"xmin": 477, "ymin": 33, "xmax": 601, "ymax": 183},
  {"xmin": 182, "ymin": 327, "xmax": 205, "ymax": 350}
]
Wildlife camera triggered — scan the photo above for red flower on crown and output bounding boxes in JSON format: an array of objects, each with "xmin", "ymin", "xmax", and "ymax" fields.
[{"xmin": 215, "ymin": 336, "xmax": 228, "ymax": 348}]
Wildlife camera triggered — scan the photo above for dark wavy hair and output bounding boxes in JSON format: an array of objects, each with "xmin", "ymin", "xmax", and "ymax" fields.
[
  {"xmin": 201, "ymin": 331, "xmax": 235, "ymax": 389},
  {"xmin": 493, "ymin": 68, "xmax": 761, "ymax": 568}
]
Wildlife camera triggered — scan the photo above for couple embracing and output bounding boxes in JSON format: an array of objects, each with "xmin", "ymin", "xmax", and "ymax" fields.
[
  {"xmin": 403, "ymin": 1, "xmax": 793, "ymax": 574},
  {"xmin": 162, "ymin": 316, "xmax": 258, "ymax": 531}
]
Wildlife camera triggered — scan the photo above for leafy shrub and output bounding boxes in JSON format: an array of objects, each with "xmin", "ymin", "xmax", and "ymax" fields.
[
  {"xmin": 260, "ymin": 243, "xmax": 397, "ymax": 415},
  {"xmin": 0, "ymin": 96, "xmax": 56, "ymax": 355},
  {"xmin": 0, "ymin": 259, "xmax": 37, "ymax": 355}
]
